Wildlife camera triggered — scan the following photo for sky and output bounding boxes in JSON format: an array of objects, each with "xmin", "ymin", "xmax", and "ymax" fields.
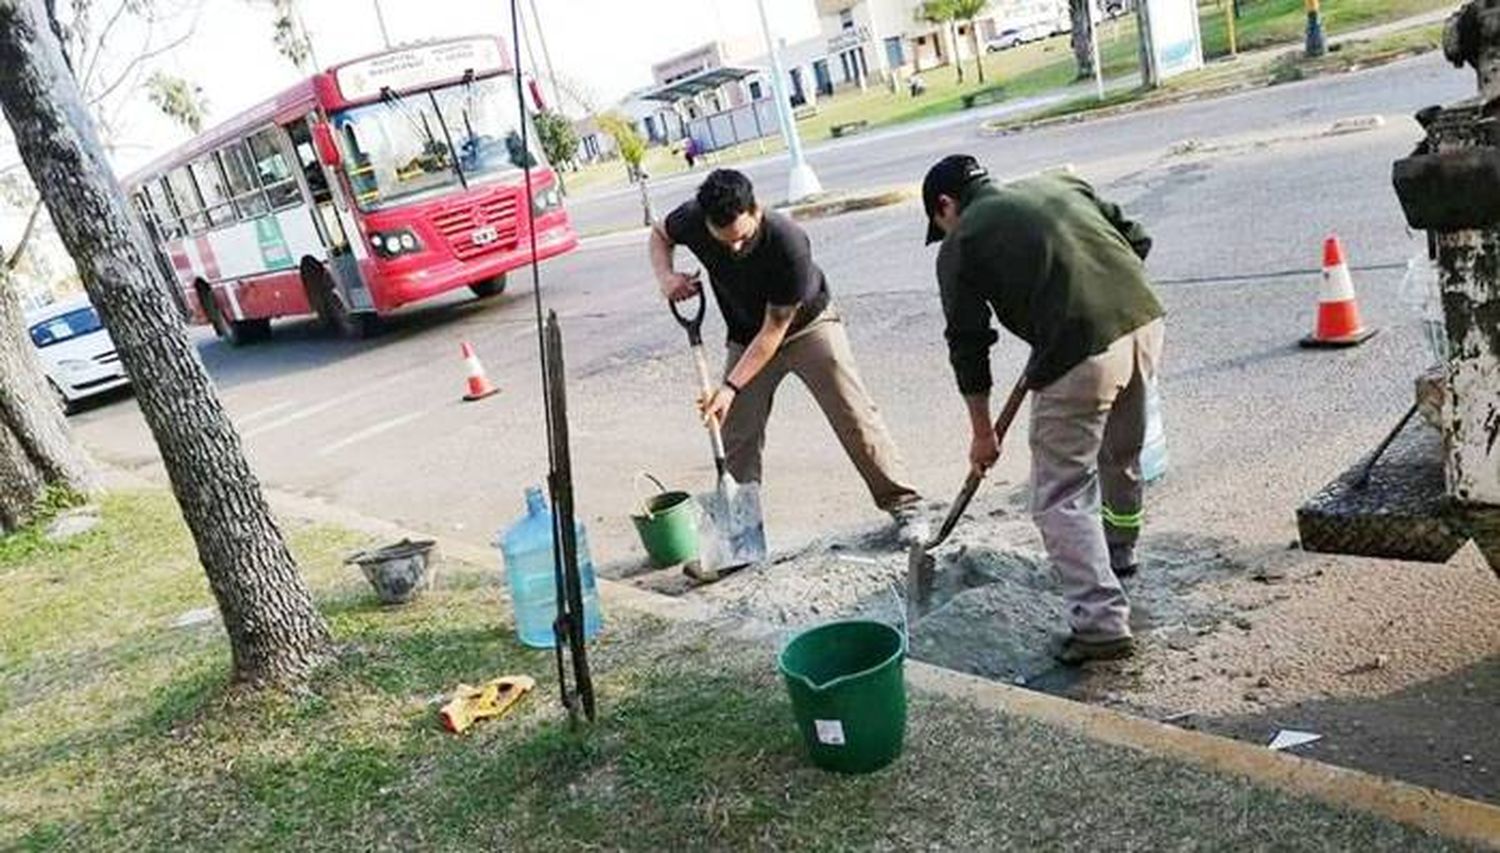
[{"xmin": 113, "ymin": 0, "xmax": 823, "ymax": 175}]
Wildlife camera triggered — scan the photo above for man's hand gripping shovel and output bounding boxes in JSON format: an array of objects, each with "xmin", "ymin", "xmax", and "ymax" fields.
[
  {"xmin": 906, "ymin": 378, "xmax": 1028, "ymax": 624},
  {"xmin": 669, "ymin": 281, "xmax": 768, "ymax": 582}
]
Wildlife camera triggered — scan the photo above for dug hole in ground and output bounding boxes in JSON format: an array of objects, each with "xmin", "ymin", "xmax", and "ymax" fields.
[{"xmin": 605, "ymin": 438, "xmax": 1500, "ymax": 807}]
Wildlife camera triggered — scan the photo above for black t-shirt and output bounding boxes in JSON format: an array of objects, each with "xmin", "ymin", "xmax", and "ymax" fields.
[{"xmin": 664, "ymin": 201, "xmax": 831, "ymax": 346}]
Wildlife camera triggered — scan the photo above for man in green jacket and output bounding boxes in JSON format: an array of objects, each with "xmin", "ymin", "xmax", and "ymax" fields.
[{"xmin": 922, "ymin": 155, "xmax": 1164, "ymax": 664}]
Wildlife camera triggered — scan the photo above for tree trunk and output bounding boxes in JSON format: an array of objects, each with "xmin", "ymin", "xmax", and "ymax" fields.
[
  {"xmin": 1070, "ymin": 0, "xmax": 1097, "ymax": 79},
  {"xmin": 949, "ymin": 21, "xmax": 965, "ymax": 83},
  {"xmin": 970, "ymin": 20, "xmax": 986, "ymax": 84},
  {"xmin": 0, "ymin": 262, "xmax": 93, "ymax": 530},
  {"xmin": 0, "ymin": 0, "xmax": 332, "ymax": 688}
]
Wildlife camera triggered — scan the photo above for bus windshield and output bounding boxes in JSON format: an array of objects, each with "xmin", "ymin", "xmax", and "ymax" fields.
[{"xmin": 332, "ymin": 75, "xmax": 542, "ymax": 211}]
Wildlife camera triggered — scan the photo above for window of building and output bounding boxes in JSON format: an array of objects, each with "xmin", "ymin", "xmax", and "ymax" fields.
[
  {"xmin": 839, "ymin": 8, "xmax": 854, "ymax": 31},
  {"xmin": 748, "ymin": 80, "xmax": 763, "ymax": 100},
  {"xmin": 245, "ymin": 127, "xmax": 302, "ymax": 211},
  {"xmin": 885, "ymin": 36, "xmax": 905, "ymax": 68}
]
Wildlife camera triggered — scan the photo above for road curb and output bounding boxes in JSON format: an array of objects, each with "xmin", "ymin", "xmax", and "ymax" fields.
[
  {"xmin": 782, "ymin": 186, "xmax": 920, "ymax": 222},
  {"xmin": 979, "ymin": 46, "xmax": 1436, "ymax": 139},
  {"xmin": 106, "ymin": 464, "xmax": 1500, "ymax": 847}
]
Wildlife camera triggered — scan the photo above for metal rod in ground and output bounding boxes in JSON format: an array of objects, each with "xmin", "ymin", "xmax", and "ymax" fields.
[{"xmin": 546, "ymin": 311, "xmax": 596, "ymax": 722}]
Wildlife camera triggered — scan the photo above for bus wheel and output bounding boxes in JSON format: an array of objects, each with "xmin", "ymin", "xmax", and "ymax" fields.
[
  {"xmin": 304, "ymin": 261, "xmax": 380, "ymax": 339},
  {"xmin": 231, "ymin": 318, "xmax": 272, "ymax": 344},
  {"xmin": 469, "ymin": 274, "xmax": 507, "ymax": 299}
]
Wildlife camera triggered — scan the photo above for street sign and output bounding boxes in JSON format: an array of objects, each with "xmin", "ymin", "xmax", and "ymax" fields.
[{"xmin": 1141, "ymin": 0, "xmax": 1204, "ymax": 82}]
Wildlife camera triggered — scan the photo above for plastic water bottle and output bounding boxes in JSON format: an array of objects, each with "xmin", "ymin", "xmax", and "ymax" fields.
[
  {"xmin": 1400, "ymin": 254, "xmax": 1447, "ymax": 366},
  {"xmin": 1141, "ymin": 379, "xmax": 1168, "ymax": 484},
  {"xmin": 499, "ymin": 486, "xmax": 603, "ymax": 648}
]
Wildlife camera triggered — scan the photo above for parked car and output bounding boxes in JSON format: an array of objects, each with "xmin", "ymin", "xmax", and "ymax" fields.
[
  {"xmin": 26, "ymin": 297, "xmax": 129, "ymax": 414},
  {"xmin": 986, "ymin": 28, "xmax": 1026, "ymax": 51}
]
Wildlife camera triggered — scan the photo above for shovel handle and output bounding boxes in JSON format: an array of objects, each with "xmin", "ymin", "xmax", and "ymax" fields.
[
  {"xmin": 668, "ymin": 279, "xmax": 706, "ymax": 346},
  {"xmin": 689, "ymin": 343, "xmax": 730, "ymax": 471}
]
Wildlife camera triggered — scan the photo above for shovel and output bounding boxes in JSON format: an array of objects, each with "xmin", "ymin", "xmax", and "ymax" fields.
[
  {"xmin": 906, "ymin": 377, "xmax": 1029, "ymax": 623},
  {"xmin": 670, "ymin": 285, "xmax": 768, "ymax": 581}
]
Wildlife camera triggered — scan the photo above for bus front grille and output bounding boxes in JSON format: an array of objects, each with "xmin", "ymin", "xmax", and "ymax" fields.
[{"xmin": 430, "ymin": 192, "xmax": 521, "ymax": 260}]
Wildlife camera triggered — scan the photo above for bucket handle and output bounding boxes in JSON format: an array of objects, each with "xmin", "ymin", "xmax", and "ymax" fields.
[
  {"xmin": 633, "ymin": 471, "xmax": 670, "ymax": 519},
  {"xmin": 886, "ymin": 581, "xmax": 910, "ymax": 653}
]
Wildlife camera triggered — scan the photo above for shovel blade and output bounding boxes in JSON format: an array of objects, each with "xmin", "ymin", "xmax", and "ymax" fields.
[
  {"xmin": 696, "ymin": 474, "xmax": 767, "ymax": 575},
  {"xmin": 906, "ymin": 542, "xmax": 936, "ymax": 623}
]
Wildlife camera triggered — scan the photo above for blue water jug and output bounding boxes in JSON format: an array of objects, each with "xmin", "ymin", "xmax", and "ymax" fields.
[
  {"xmin": 1142, "ymin": 378, "xmax": 1168, "ymax": 483},
  {"xmin": 499, "ymin": 486, "xmax": 603, "ymax": 648}
]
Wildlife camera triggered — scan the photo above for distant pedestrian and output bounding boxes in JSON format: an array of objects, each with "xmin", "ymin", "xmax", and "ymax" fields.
[
  {"xmin": 921, "ymin": 154, "xmax": 1164, "ymax": 665},
  {"xmin": 684, "ymin": 136, "xmax": 699, "ymax": 169},
  {"xmin": 649, "ymin": 169, "xmax": 928, "ymax": 544},
  {"xmin": 909, "ymin": 73, "xmax": 926, "ymax": 97}
]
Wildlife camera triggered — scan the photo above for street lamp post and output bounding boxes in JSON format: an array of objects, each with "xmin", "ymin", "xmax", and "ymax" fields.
[
  {"xmin": 754, "ymin": 0, "xmax": 822, "ymax": 203},
  {"xmin": 372, "ymin": 0, "xmax": 392, "ymax": 49}
]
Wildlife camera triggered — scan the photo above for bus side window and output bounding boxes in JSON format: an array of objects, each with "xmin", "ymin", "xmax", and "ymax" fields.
[
  {"xmin": 191, "ymin": 155, "xmax": 235, "ymax": 228},
  {"xmin": 220, "ymin": 141, "xmax": 270, "ymax": 220},
  {"xmin": 166, "ymin": 166, "xmax": 208, "ymax": 234},
  {"xmin": 246, "ymin": 127, "xmax": 303, "ymax": 211},
  {"xmin": 147, "ymin": 177, "xmax": 184, "ymax": 239},
  {"xmin": 285, "ymin": 120, "xmax": 332, "ymax": 205}
]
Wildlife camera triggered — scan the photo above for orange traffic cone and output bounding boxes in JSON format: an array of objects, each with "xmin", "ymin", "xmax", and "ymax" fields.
[
  {"xmin": 1301, "ymin": 234, "xmax": 1377, "ymax": 348},
  {"xmin": 460, "ymin": 341, "xmax": 500, "ymax": 401}
]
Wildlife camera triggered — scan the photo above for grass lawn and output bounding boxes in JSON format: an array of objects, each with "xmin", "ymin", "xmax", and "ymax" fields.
[
  {"xmin": 565, "ymin": 0, "xmax": 1451, "ymax": 199},
  {"xmin": 1, "ymin": 490, "xmax": 1468, "ymax": 850}
]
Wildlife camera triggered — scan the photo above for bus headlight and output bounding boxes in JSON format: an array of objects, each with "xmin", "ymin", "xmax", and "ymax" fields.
[
  {"xmin": 369, "ymin": 228, "xmax": 424, "ymax": 259},
  {"xmin": 532, "ymin": 186, "xmax": 563, "ymax": 215}
]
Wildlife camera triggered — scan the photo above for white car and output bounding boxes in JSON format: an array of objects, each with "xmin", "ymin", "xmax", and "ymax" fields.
[{"xmin": 26, "ymin": 297, "xmax": 130, "ymax": 414}]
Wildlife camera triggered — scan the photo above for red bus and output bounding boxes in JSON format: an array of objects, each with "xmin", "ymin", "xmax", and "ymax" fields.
[{"xmin": 123, "ymin": 36, "xmax": 576, "ymax": 344}]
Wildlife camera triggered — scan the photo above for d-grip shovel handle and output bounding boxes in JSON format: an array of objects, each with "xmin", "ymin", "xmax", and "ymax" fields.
[
  {"xmin": 667, "ymin": 282, "xmax": 729, "ymax": 475},
  {"xmin": 668, "ymin": 279, "xmax": 707, "ymax": 346}
]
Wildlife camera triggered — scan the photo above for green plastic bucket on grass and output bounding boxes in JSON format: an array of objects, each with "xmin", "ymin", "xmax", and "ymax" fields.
[
  {"xmin": 778, "ymin": 619, "xmax": 907, "ymax": 774},
  {"xmin": 629, "ymin": 474, "xmax": 700, "ymax": 568}
]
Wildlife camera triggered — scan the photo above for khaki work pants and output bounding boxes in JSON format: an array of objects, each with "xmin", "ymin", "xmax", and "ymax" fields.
[
  {"xmin": 1029, "ymin": 319, "xmax": 1164, "ymax": 641},
  {"xmin": 723, "ymin": 311, "xmax": 919, "ymax": 512}
]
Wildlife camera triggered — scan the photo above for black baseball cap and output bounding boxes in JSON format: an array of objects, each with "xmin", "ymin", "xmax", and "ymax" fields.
[{"xmin": 922, "ymin": 155, "xmax": 990, "ymax": 244}]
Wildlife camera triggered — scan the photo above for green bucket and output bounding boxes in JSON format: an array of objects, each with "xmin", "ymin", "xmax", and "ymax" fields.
[
  {"xmin": 630, "ymin": 474, "xmax": 700, "ymax": 568},
  {"xmin": 778, "ymin": 619, "xmax": 907, "ymax": 774}
]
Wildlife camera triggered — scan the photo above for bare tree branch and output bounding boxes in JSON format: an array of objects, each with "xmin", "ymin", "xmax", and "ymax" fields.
[
  {"xmin": 88, "ymin": 8, "xmax": 199, "ymax": 105},
  {"xmin": 4, "ymin": 201, "xmax": 45, "ymax": 272},
  {"xmin": 79, "ymin": 0, "xmax": 132, "ymax": 95}
]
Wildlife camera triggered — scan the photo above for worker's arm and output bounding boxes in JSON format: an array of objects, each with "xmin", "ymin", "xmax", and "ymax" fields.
[
  {"xmin": 964, "ymin": 372, "xmax": 1028, "ymax": 476},
  {"xmin": 649, "ymin": 220, "xmax": 702, "ymax": 302},
  {"xmin": 700, "ymin": 304, "xmax": 797, "ymax": 425}
]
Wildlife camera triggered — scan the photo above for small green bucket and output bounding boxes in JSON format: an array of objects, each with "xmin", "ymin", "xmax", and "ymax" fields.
[
  {"xmin": 630, "ymin": 473, "xmax": 700, "ymax": 568},
  {"xmin": 778, "ymin": 619, "xmax": 907, "ymax": 774}
]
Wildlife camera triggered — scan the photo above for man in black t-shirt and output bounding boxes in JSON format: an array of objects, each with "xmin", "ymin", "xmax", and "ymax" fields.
[{"xmin": 648, "ymin": 169, "xmax": 925, "ymax": 542}]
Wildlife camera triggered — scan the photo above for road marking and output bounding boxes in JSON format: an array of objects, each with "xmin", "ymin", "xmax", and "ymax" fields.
[
  {"xmin": 577, "ymin": 226, "xmax": 651, "ymax": 252},
  {"xmin": 852, "ymin": 222, "xmax": 902, "ymax": 246},
  {"xmin": 235, "ymin": 400, "xmax": 296, "ymax": 427},
  {"xmin": 316, "ymin": 409, "xmax": 431, "ymax": 457},
  {"xmin": 244, "ymin": 386, "xmax": 384, "ymax": 439}
]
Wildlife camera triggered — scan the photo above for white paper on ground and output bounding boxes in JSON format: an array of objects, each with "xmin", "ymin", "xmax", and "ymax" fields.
[{"xmin": 1268, "ymin": 730, "xmax": 1322, "ymax": 751}]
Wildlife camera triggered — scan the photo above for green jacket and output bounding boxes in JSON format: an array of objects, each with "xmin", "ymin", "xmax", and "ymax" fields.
[{"xmin": 936, "ymin": 174, "xmax": 1163, "ymax": 394}]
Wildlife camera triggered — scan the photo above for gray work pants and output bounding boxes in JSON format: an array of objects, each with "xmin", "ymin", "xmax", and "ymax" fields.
[{"xmin": 1029, "ymin": 319, "xmax": 1164, "ymax": 640}]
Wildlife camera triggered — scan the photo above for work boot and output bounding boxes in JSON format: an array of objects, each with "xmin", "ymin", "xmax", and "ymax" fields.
[
  {"xmin": 889, "ymin": 502, "xmax": 931, "ymax": 547},
  {"xmin": 1053, "ymin": 633, "xmax": 1135, "ymax": 665}
]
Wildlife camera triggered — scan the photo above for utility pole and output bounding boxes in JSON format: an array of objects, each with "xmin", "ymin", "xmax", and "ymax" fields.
[
  {"xmin": 1089, "ymin": 0, "xmax": 1104, "ymax": 100},
  {"xmin": 527, "ymin": 0, "xmax": 563, "ymax": 111},
  {"xmin": 373, "ymin": 0, "xmax": 392, "ymax": 49},
  {"xmin": 754, "ymin": 0, "xmax": 822, "ymax": 203}
]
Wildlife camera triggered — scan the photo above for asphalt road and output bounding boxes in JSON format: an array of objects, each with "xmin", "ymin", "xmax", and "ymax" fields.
[{"xmin": 74, "ymin": 53, "xmax": 1471, "ymax": 561}]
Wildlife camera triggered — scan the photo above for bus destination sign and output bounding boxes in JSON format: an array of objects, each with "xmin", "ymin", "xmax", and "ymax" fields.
[{"xmin": 336, "ymin": 39, "xmax": 505, "ymax": 102}]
